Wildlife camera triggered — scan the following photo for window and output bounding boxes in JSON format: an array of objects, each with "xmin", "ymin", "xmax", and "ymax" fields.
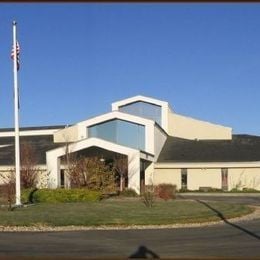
[
  {"xmin": 221, "ymin": 168, "xmax": 228, "ymax": 191},
  {"xmin": 119, "ymin": 101, "xmax": 162, "ymax": 126},
  {"xmin": 181, "ymin": 168, "xmax": 187, "ymax": 190},
  {"xmin": 60, "ymin": 169, "xmax": 65, "ymax": 188},
  {"xmin": 88, "ymin": 119, "xmax": 145, "ymax": 150}
]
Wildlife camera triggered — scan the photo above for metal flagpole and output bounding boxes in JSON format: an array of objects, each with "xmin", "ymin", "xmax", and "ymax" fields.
[{"xmin": 12, "ymin": 21, "xmax": 21, "ymax": 206}]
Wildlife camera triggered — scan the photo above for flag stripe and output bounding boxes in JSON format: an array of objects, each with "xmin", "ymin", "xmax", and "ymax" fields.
[{"xmin": 11, "ymin": 41, "xmax": 20, "ymax": 70}]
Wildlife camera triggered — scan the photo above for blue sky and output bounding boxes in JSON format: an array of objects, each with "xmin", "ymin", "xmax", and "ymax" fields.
[{"xmin": 0, "ymin": 3, "xmax": 260, "ymax": 135}]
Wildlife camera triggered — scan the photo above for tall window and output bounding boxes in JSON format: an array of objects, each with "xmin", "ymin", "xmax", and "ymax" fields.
[
  {"xmin": 221, "ymin": 168, "xmax": 228, "ymax": 191},
  {"xmin": 88, "ymin": 119, "xmax": 145, "ymax": 150},
  {"xmin": 60, "ymin": 169, "xmax": 65, "ymax": 188},
  {"xmin": 119, "ymin": 101, "xmax": 162, "ymax": 126},
  {"xmin": 181, "ymin": 168, "xmax": 187, "ymax": 190}
]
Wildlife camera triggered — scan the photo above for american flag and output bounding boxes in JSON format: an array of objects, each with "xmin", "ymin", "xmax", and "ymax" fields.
[{"xmin": 11, "ymin": 41, "xmax": 20, "ymax": 70}]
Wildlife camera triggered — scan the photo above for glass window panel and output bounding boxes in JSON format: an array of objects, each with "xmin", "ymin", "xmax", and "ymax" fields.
[
  {"xmin": 119, "ymin": 101, "xmax": 162, "ymax": 126},
  {"xmin": 88, "ymin": 120, "xmax": 117, "ymax": 143},
  {"xmin": 88, "ymin": 119, "xmax": 145, "ymax": 150},
  {"xmin": 181, "ymin": 168, "xmax": 187, "ymax": 189}
]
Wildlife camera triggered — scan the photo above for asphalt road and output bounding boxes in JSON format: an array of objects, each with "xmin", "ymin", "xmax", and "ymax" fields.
[
  {"xmin": 0, "ymin": 195, "xmax": 259, "ymax": 258},
  {"xmin": 0, "ymin": 220, "xmax": 259, "ymax": 258},
  {"xmin": 178, "ymin": 194, "xmax": 260, "ymax": 206}
]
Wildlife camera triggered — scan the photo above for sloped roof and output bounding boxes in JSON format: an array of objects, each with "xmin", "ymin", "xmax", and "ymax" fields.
[
  {"xmin": 0, "ymin": 125, "xmax": 65, "ymax": 132},
  {"xmin": 0, "ymin": 135, "xmax": 63, "ymax": 165},
  {"xmin": 157, "ymin": 135, "xmax": 260, "ymax": 163}
]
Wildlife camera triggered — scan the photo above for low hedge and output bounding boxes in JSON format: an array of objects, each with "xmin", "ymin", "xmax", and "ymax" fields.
[
  {"xmin": 119, "ymin": 188, "xmax": 138, "ymax": 197},
  {"xmin": 155, "ymin": 184, "xmax": 177, "ymax": 201},
  {"xmin": 21, "ymin": 188, "xmax": 102, "ymax": 203},
  {"xmin": 21, "ymin": 188, "xmax": 36, "ymax": 204}
]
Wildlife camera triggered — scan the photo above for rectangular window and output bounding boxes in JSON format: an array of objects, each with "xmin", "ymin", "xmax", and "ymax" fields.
[
  {"xmin": 181, "ymin": 168, "xmax": 187, "ymax": 190},
  {"xmin": 88, "ymin": 119, "xmax": 145, "ymax": 150},
  {"xmin": 221, "ymin": 168, "xmax": 228, "ymax": 191},
  {"xmin": 119, "ymin": 101, "xmax": 162, "ymax": 126}
]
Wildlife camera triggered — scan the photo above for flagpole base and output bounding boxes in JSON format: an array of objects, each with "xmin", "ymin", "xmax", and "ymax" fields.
[{"xmin": 14, "ymin": 203, "xmax": 23, "ymax": 209}]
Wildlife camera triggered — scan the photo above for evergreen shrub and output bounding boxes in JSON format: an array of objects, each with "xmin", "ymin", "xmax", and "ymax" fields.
[
  {"xmin": 21, "ymin": 188, "xmax": 102, "ymax": 203},
  {"xmin": 120, "ymin": 188, "xmax": 138, "ymax": 197}
]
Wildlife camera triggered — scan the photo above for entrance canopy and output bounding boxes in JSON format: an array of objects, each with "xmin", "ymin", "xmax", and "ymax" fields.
[{"xmin": 46, "ymin": 137, "xmax": 153, "ymax": 194}]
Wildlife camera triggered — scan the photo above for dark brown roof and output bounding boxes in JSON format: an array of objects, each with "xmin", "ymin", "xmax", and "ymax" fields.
[
  {"xmin": 0, "ymin": 135, "xmax": 63, "ymax": 165},
  {"xmin": 157, "ymin": 135, "xmax": 260, "ymax": 163}
]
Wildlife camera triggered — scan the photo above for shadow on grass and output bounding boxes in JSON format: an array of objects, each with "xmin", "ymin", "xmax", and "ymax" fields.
[
  {"xmin": 129, "ymin": 245, "xmax": 159, "ymax": 258},
  {"xmin": 28, "ymin": 188, "xmax": 38, "ymax": 204},
  {"xmin": 197, "ymin": 199, "xmax": 260, "ymax": 240}
]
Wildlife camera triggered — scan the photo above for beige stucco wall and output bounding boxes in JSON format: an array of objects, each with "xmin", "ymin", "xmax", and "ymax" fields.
[
  {"xmin": 187, "ymin": 168, "xmax": 221, "ymax": 190},
  {"xmin": 54, "ymin": 125, "xmax": 79, "ymax": 143},
  {"xmin": 153, "ymin": 168, "xmax": 181, "ymax": 189},
  {"xmin": 167, "ymin": 112, "xmax": 232, "ymax": 140},
  {"xmin": 153, "ymin": 168, "xmax": 221, "ymax": 190},
  {"xmin": 228, "ymin": 168, "xmax": 260, "ymax": 191},
  {"xmin": 153, "ymin": 165, "xmax": 260, "ymax": 191}
]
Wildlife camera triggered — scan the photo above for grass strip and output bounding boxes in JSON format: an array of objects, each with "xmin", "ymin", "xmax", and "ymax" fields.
[{"xmin": 0, "ymin": 200, "xmax": 253, "ymax": 227}]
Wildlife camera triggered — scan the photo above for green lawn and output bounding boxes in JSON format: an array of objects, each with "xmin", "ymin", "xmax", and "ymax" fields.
[{"xmin": 0, "ymin": 199, "xmax": 254, "ymax": 227}]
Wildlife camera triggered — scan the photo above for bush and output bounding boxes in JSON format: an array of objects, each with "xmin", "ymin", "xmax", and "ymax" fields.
[
  {"xmin": 21, "ymin": 188, "xmax": 38, "ymax": 204},
  {"xmin": 199, "ymin": 187, "xmax": 223, "ymax": 192},
  {"xmin": 230, "ymin": 188, "xmax": 260, "ymax": 193},
  {"xmin": 120, "ymin": 188, "xmax": 138, "ymax": 197},
  {"xmin": 142, "ymin": 191, "xmax": 155, "ymax": 208},
  {"xmin": 242, "ymin": 188, "xmax": 260, "ymax": 192},
  {"xmin": 0, "ymin": 183, "xmax": 15, "ymax": 210},
  {"xmin": 178, "ymin": 188, "xmax": 191, "ymax": 192},
  {"xmin": 142, "ymin": 186, "xmax": 156, "ymax": 208},
  {"xmin": 22, "ymin": 188, "xmax": 102, "ymax": 203},
  {"xmin": 155, "ymin": 184, "xmax": 176, "ymax": 201}
]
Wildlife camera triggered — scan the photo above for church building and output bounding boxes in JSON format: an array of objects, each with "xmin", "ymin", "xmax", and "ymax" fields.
[{"xmin": 1, "ymin": 95, "xmax": 260, "ymax": 193}]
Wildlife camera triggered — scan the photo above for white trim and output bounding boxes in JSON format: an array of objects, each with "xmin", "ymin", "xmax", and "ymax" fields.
[
  {"xmin": 155, "ymin": 161, "xmax": 260, "ymax": 169},
  {"xmin": 46, "ymin": 137, "xmax": 143, "ymax": 193},
  {"xmin": 79, "ymin": 111, "xmax": 154, "ymax": 129},
  {"xmin": 140, "ymin": 152, "xmax": 154, "ymax": 161},
  {"xmin": 112, "ymin": 95, "xmax": 170, "ymax": 110},
  {"xmin": 0, "ymin": 164, "xmax": 47, "ymax": 171},
  {"xmin": 77, "ymin": 111, "xmax": 155, "ymax": 154},
  {"xmin": 111, "ymin": 95, "xmax": 171, "ymax": 132},
  {"xmin": 47, "ymin": 137, "xmax": 140, "ymax": 157},
  {"xmin": 0, "ymin": 144, "xmax": 13, "ymax": 148},
  {"xmin": 0, "ymin": 129, "xmax": 61, "ymax": 137}
]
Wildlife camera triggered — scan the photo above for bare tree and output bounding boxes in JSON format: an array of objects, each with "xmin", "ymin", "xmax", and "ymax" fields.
[
  {"xmin": 67, "ymin": 156, "xmax": 117, "ymax": 193},
  {"xmin": 113, "ymin": 154, "xmax": 128, "ymax": 192},
  {"xmin": 0, "ymin": 170, "xmax": 15, "ymax": 210},
  {"xmin": 0, "ymin": 142, "xmax": 39, "ymax": 208},
  {"xmin": 20, "ymin": 142, "xmax": 39, "ymax": 189}
]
